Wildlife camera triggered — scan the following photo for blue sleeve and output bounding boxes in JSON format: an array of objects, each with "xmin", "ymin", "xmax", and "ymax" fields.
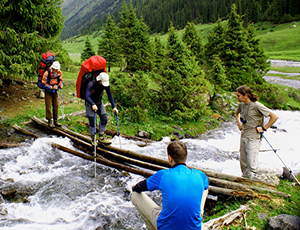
[
  {"xmin": 85, "ymin": 81, "xmax": 95, "ymax": 106},
  {"xmin": 146, "ymin": 170, "xmax": 165, "ymax": 191},
  {"xmin": 105, "ymin": 86, "xmax": 115, "ymax": 108}
]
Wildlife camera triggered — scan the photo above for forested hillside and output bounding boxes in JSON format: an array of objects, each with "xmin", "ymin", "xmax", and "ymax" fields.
[{"xmin": 61, "ymin": 0, "xmax": 300, "ymax": 40}]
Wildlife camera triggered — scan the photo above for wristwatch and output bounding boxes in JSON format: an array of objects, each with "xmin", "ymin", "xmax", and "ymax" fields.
[{"xmin": 262, "ymin": 126, "xmax": 267, "ymax": 131}]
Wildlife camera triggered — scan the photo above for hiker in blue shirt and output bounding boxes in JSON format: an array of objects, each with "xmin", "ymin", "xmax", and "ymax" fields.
[{"xmin": 131, "ymin": 141, "xmax": 209, "ymax": 230}]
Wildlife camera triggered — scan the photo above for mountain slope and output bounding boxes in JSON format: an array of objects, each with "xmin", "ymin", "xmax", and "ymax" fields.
[{"xmin": 61, "ymin": 0, "xmax": 123, "ymax": 40}]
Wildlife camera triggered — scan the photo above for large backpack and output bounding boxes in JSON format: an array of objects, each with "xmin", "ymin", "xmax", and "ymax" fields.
[
  {"xmin": 76, "ymin": 56, "xmax": 107, "ymax": 99},
  {"xmin": 37, "ymin": 52, "xmax": 56, "ymax": 89}
]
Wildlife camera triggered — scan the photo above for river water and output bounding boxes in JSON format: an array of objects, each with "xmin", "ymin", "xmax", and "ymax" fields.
[{"xmin": 0, "ymin": 110, "xmax": 299, "ymax": 229}]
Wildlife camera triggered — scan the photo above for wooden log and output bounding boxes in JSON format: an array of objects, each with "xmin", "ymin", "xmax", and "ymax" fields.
[
  {"xmin": 0, "ymin": 142, "xmax": 24, "ymax": 149},
  {"xmin": 51, "ymin": 143, "xmax": 272, "ymax": 199},
  {"xmin": 52, "ymin": 142, "xmax": 277, "ymax": 200},
  {"xmin": 48, "ymin": 118, "xmax": 277, "ymax": 188},
  {"xmin": 31, "ymin": 116, "xmax": 164, "ymax": 172},
  {"xmin": 30, "ymin": 116, "xmax": 280, "ymax": 191},
  {"xmin": 74, "ymin": 144, "xmax": 167, "ymax": 172},
  {"xmin": 12, "ymin": 124, "xmax": 39, "ymax": 139},
  {"xmin": 209, "ymin": 177, "xmax": 289, "ymax": 198},
  {"xmin": 51, "ymin": 143, "xmax": 153, "ymax": 178}
]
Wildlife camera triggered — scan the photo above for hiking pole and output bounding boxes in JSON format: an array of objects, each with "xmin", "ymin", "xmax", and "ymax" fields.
[
  {"xmin": 94, "ymin": 112, "xmax": 97, "ymax": 177},
  {"xmin": 261, "ymin": 132, "xmax": 300, "ymax": 186},
  {"xmin": 60, "ymin": 88, "xmax": 65, "ymax": 127},
  {"xmin": 115, "ymin": 112, "xmax": 122, "ymax": 149}
]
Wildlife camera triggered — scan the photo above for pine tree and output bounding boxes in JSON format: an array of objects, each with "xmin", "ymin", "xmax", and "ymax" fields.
[
  {"xmin": 245, "ymin": 23, "xmax": 269, "ymax": 84},
  {"xmin": 118, "ymin": 1, "xmax": 153, "ymax": 72},
  {"xmin": 207, "ymin": 54, "xmax": 230, "ymax": 101},
  {"xmin": 81, "ymin": 36, "xmax": 95, "ymax": 63},
  {"xmin": 222, "ymin": 4, "xmax": 253, "ymax": 89},
  {"xmin": 0, "ymin": 0, "xmax": 65, "ymax": 81},
  {"xmin": 98, "ymin": 15, "xmax": 120, "ymax": 72},
  {"xmin": 153, "ymin": 23, "xmax": 210, "ymax": 120},
  {"xmin": 182, "ymin": 22, "xmax": 204, "ymax": 65},
  {"xmin": 204, "ymin": 18, "xmax": 225, "ymax": 67},
  {"xmin": 153, "ymin": 37, "xmax": 166, "ymax": 69}
]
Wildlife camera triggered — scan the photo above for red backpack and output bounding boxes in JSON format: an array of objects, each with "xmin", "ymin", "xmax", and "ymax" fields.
[
  {"xmin": 37, "ymin": 52, "xmax": 56, "ymax": 89},
  {"xmin": 76, "ymin": 56, "xmax": 107, "ymax": 99}
]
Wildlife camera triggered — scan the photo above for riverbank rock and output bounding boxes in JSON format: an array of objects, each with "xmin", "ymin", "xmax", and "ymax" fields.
[{"xmin": 267, "ymin": 214, "xmax": 300, "ymax": 230}]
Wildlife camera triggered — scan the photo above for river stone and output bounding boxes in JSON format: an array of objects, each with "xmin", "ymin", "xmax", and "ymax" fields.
[{"xmin": 267, "ymin": 214, "xmax": 300, "ymax": 230}]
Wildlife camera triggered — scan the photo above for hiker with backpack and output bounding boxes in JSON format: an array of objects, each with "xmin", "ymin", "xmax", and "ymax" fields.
[
  {"xmin": 85, "ymin": 71, "xmax": 118, "ymax": 145},
  {"xmin": 41, "ymin": 61, "xmax": 63, "ymax": 128}
]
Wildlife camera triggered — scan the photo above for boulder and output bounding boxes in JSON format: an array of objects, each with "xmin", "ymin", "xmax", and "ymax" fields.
[{"xmin": 267, "ymin": 214, "xmax": 300, "ymax": 230}]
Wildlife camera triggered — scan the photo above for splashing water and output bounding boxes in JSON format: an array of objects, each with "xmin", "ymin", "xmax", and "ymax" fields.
[{"xmin": 0, "ymin": 110, "xmax": 299, "ymax": 229}]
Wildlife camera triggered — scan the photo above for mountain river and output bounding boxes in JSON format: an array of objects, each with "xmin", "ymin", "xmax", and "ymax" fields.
[{"xmin": 0, "ymin": 110, "xmax": 299, "ymax": 229}]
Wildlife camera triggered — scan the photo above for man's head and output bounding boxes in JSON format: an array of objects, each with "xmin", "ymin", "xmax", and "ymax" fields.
[
  {"xmin": 51, "ymin": 61, "xmax": 60, "ymax": 73},
  {"xmin": 96, "ymin": 72, "xmax": 109, "ymax": 87},
  {"xmin": 167, "ymin": 141, "xmax": 187, "ymax": 165}
]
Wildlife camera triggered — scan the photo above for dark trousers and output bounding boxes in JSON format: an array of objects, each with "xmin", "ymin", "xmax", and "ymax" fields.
[
  {"xmin": 45, "ymin": 91, "xmax": 59, "ymax": 120},
  {"xmin": 85, "ymin": 101, "xmax": 107, "ymax": 136}
]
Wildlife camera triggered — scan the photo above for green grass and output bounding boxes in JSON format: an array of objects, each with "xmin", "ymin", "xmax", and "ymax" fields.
[{"xmin": 269, "ymin": 66, "xmax": 300, "ymax": 73}]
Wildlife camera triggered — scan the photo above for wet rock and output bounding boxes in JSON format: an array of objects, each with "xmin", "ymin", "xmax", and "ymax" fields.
[
  {"xmin": 184, "ymin": 133, "xmax": 193, "ymax": 139},
  {"xmin": 267, "ymin": 214, "xmax": 300, "ymax": 230},
  {"xmin": 137, "ymin": 129, "xmax": 151, "ymax": 139},
  {"xmin": 172, "ymin": 131, "xmax": 183, "ymax": 140}
]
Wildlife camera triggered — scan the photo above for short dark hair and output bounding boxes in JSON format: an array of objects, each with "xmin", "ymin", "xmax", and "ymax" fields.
[{"xmin": 167, "ymin": 141, "xmax": 187, "ymax": 163}]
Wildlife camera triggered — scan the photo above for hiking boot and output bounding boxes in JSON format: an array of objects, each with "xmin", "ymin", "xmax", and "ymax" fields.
[
  {"xmin": 282, "ymin": 167, "xmax": 294, "ymax": 181},
  {"xmin": 91, "ymin": 135, "xmax": 97, "ymax": 146},
  {"xmin": 54, "ymin": 119, "xmax": 62, "ymax": 127},
  {"xmin": 48, "ymin": 119, "xmax": 55, "ymax": 128},
  {"xmin": 98, "ymin": 135, "xmax": 111, "ymax": 145}
]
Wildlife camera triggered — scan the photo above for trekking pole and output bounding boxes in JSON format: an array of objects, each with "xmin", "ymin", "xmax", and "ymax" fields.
[
  {"xmin": 261, "ymin": 132, "xmax": 300, "ymax": 186},
  {"xmin": 115, "ymin": 112, "xmax": 122, "ymax": 149},
  {"xmin": 60, "ymin": 88, "xmax": 65, "ymax": 127},
  {"xmin": 94, "ymin": 112, "xmax": 97, "ymax": 177}
]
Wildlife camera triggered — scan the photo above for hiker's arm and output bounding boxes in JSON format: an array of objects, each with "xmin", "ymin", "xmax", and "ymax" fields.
[
  {"xmin": 132, "ymin": 180, "xmax": 148, "ymax": 193},
  {"xmin": 58, "ymin": 71, "xmax": 63, "ymax": 89},
  {"xmin": 235, "ymin": 112, "xmax": 242, "ymax": 131},
  {"xmin": 85, "ymin": 81, "xmax": 95, "ymax": 106},
  {"xmin": 105, "ymin": 87, "xmax": 115, "ymax": 109},
  {"xmin": 41, "ymin": 71, "xmax": 52, "ymax": 91},
  {"xmin": 257, "ymin": 111, "xmax": 279, "ymax": 133}
]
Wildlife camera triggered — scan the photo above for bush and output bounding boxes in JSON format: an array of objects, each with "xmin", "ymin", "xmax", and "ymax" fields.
[{"xmin": 254, "ymin": 83, "xmax": 287, "ymax": 109}]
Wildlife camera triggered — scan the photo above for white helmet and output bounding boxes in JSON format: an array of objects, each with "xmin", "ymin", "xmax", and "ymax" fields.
[{"xmin": 51, "ymin": 61, "xmax": 60, "ymax": 70}]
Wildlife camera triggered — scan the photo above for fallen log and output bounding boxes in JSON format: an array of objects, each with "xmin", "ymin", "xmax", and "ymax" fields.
[
  {"xmin": 31, "ymin": 116, "xmax": 164, "ymax": 172},
  {"xmin": 51, "ymin": 143, "xmax": 274, "ymax": 199},
  {"xmin": 209, "ymin": 177, "xmax": 289, "ymax": 198},
  {"xmin": 51, "ymin": 143, "xmax": 153, "ymax": 178},
  {"xmin": 31, "ymin": 116, "xmax": 278, "ymax": 189},
  {"xmin": 0, "ymin": 142, "xmax": 24, "ymax": 149},
  {"xmin": 74, "ymin": 144, "xmax": 167, "ymax": 172},
  {"xmin": 12, "ymin": 124, "xmax": 39, "ymax": 139}
]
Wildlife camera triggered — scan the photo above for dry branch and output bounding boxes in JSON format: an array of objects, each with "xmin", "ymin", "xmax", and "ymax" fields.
[{"xmin": 202, "ymin": 205, "xmax": 250, "ymax": 230}]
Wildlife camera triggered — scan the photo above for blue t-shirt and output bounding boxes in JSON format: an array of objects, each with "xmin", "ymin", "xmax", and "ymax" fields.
[{"xmin": 146, "ymin": 164, "xmax": 209, "ymax": 230}]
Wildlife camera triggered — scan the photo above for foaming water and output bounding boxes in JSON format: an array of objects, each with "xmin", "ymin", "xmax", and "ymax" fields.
[{"xmin": 0, "ymin": 110, "xmax": 299, "ymax": 229}]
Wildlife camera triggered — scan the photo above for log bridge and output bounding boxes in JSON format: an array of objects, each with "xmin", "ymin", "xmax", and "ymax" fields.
[{"xmin": 10, "ymin": 116, "xmax": 290, "ymax": 199}]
